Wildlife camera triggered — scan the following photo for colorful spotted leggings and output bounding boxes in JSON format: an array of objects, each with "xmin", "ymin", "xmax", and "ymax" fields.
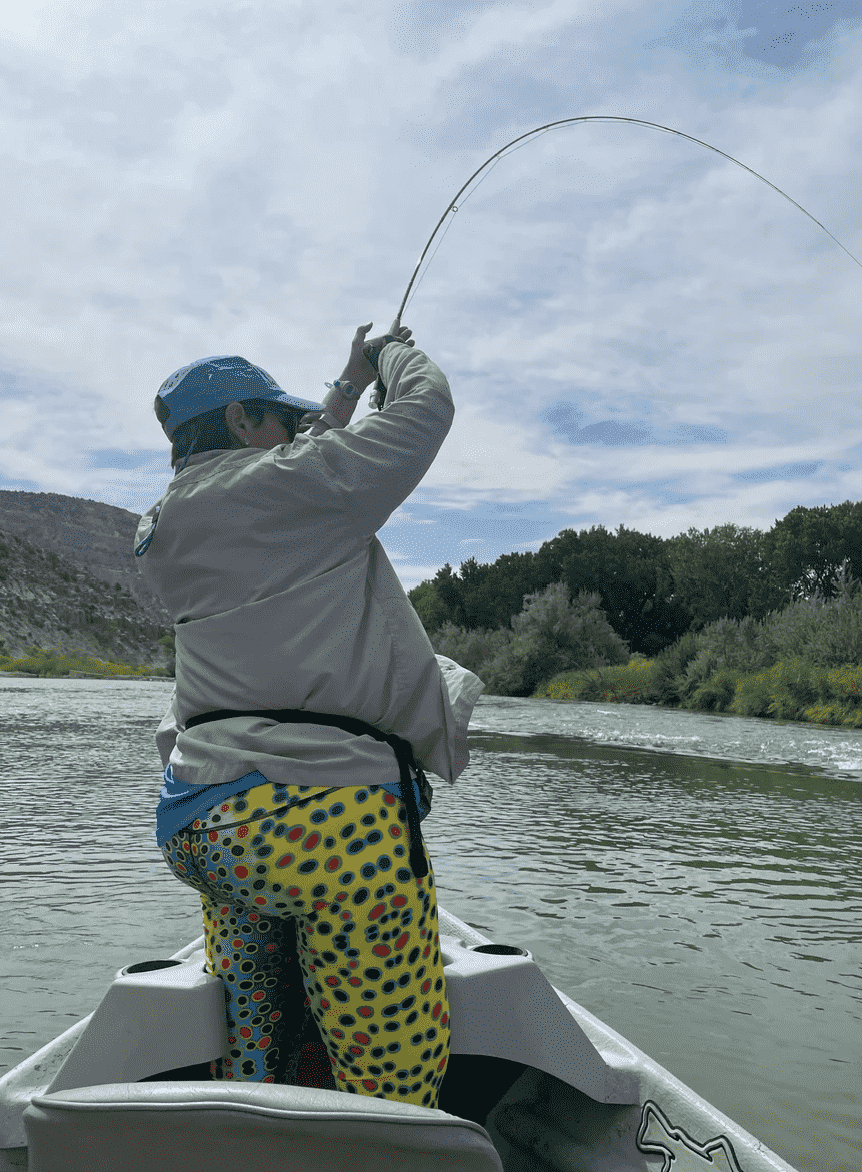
[{"xmin": 160, "ymin": 780, "xmax": 451, "ymax": 1108}]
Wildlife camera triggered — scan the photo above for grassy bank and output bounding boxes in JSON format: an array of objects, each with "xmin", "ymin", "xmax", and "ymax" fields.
[
  {"xmin": 534, "ymin": 656, "xmax": 862, "ymax": 728},
  {"xmin": 0, "ymin": 647, "xmax": 170, "ymax": 678}
]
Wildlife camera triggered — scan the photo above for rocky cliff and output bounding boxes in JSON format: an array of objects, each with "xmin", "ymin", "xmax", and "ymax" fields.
[
  {"xmin": 0, "ymin": 489, "xmax": 170, "ymax": 622},
  {"xmin": 0, "ymin": 490, "xmax": 172, "ymax": 663}
]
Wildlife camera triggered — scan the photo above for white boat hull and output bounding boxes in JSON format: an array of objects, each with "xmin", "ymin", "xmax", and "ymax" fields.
[{"xmin": 0, "ymin": 904, "xmax": 799, "ymax": 1171}]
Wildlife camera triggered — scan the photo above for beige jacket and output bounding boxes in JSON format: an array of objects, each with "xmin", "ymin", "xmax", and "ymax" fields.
[{"xmin": 136, "ymin": 341, "xmax": 485, "ymax": 794}]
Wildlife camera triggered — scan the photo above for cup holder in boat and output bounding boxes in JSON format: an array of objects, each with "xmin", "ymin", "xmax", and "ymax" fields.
[
  {"xmin": 121, "ymin": 959, "xmax": 184, "ymax": 975},
  {"xmin": 469, "ymin": 943, "xmax": 530, "ymax": 957}
]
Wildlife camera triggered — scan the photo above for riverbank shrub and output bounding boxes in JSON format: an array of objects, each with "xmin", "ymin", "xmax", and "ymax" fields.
[
  {"xmin": 763, "ymin": 574, "xmax": 862, "ymax": 665},
  {"xmin": 539, "ymin": 654, "xmax": 862, "ymax": 727},
  {"xmin": 826, "ymin": 664, "xmax": 862, "ymax": 700},
  {"xmin": 534, "ymin": 579, "xmax": 862, "ymax": 726},
  {"xmin": 535, "ymin": 657, "xmax": 659, "ymax": 703},
  {"xmin": 684, "ymin": 668, "xmax": 745, "ymax": 712},
  {"xmin": 728, "ymin": 671, "xmax": 773, "ymax": 718},
  {"xmin": 801, "ymin": 701, "xmax": 862, "ymax": 728},
  {"xmin": 722, "ymin": 659, "xmax": 800, "ymax": 720},
  {"xmin": 432, "ymin": 581, "xmax": 629, "ymax": 696},
  {"xmin": 647, "ymin": 631, "xmax": 700, "ymax": 705},
  {"xmin": 430, "ymin": 622, "xmax": 510, "ymax": 677}
]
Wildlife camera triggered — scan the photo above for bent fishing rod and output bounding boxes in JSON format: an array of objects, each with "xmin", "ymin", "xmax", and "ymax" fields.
[{"xmin": 369, "ymin": 115, "xmax": 861, "ymax": 407}]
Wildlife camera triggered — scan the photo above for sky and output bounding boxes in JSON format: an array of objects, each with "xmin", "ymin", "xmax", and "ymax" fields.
[{"xmin": 0, "ymin": 0, "xmax": 860, "ymax": 592}]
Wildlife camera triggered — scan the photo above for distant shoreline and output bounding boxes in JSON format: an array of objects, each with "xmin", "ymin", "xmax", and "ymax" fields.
[{"xmin": 0, "ymin": 670, "xmax": 170, "ymax": 680}]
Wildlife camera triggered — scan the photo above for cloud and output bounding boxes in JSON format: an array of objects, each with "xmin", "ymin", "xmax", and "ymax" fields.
[
  {"xmin": 0, "ymin": 0, "xmax": 859, "ymax": 589},
  {"xmin": 540, "ymin": 402, "xmax": 655, "ymax": 445},
  {"xmin": 650, "ymin": 0, "xmax": 862, "ymax": 72},
  {"xmin": 734, "ymin": 461, "xmax": 822, "ymax": 482}
]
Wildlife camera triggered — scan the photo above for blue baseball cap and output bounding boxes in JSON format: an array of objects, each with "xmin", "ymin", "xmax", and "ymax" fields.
[{"xmin": 155, "ymin": 355, "xmax": 325, "ymax": 439}]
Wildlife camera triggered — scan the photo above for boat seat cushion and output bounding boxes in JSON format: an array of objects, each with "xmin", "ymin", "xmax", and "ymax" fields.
[{"xmin": 23, "ymin": 1081, "xmax": 504, "ymax": 1172}]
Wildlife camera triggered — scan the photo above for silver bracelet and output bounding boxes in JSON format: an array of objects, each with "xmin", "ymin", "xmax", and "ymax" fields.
[{"xmin": 325, "ymin": 379, "xmax": 362, "ymax": 401}]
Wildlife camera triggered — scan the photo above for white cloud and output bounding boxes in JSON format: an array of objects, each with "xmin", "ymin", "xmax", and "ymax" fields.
[{"xmin": 0, "ymin": 0, "xmax": 859, "ymax": 591}]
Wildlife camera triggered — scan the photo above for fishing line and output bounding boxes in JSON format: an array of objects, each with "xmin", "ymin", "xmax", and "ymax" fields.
[
  {"xmin": 394, "ymin": 115, "xmax": 862, "ymax": 324},
  {"xmin": 403, "ymin": 128, "xmax": 555, "ymax": 315}
]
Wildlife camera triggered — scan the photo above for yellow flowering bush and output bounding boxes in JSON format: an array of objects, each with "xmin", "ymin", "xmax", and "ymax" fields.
[{"xmin": 0, "ymin": 647, "xmax": 166, "ymax": 678}]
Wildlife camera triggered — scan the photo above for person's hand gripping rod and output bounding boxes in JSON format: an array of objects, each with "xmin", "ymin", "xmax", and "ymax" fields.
[{"xmin": 360, "ymin": 318, "xmax": 415, "ymax": 410}]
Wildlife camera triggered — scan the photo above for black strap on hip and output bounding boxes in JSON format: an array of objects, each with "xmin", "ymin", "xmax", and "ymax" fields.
[{"xmin": 184, "ymin": 707, "xmax": 429, "ymax": 878}]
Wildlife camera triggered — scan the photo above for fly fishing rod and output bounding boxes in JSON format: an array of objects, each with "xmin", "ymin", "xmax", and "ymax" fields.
[{"xmin": 370, "ymin": 115, "xmax": 861, "ymax": 407}]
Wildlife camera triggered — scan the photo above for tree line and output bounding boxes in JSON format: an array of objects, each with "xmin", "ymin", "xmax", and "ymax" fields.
[{"xmin": 407, "ymin": 501, "xmax": 862, "ymax": 655}]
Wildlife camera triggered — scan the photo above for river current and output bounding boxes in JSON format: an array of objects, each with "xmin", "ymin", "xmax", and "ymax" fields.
[{"xmin": 1, "ymin": 680, "xmax": 859, "ymax": 1170}]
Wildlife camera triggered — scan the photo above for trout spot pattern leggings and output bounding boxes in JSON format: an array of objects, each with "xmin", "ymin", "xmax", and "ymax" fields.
[{"xmin": 160, "ymin": 780, "xmax": 450, "ymax": 1107}]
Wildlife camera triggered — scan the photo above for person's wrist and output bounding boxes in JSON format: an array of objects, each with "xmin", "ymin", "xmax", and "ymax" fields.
[
  {"xmin": 325, "ymin": 379, "xmax": 362, "ymax": 401},
  {"xmin": 340, "ymin": 364, "xmax": 374, "ymax": 392}
]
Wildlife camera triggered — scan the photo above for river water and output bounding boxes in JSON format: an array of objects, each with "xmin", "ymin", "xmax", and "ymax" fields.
[{"xmin": 2, "ymin": 680, "xmax": 859, "ymax": 1170}]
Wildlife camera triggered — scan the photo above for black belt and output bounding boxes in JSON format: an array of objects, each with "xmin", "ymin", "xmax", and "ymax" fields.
[{"xmin": 184, "ymin": 707, "xmax": 429, "ymax": 878}]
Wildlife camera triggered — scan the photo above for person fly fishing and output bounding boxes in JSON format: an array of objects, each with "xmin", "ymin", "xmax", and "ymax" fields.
[
  {"xmin": 129, "ymin": 110, "xmax": 848, "ymax": 1110},
  {"xmin": 135, "ymin": 320, "xmax": 485, "ymax": 1106}
]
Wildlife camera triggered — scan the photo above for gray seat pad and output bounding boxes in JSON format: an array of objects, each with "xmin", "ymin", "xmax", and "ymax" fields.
[{"xmin": 25, "ymin": 1081, "xmax": 504, "ymax": 1172}]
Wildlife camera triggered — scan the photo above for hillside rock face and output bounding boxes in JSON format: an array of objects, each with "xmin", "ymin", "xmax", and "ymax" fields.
[
  {"xmin": 0, "ymin": 489, "xmax": 170, "ymax": 625},
  {"xmin": 0, "ymin": 489, "xmax": 174, "ymax": 664},
  {"xmin": 0, "ymin": 527, "xmax": 171, "ymax": 664}
]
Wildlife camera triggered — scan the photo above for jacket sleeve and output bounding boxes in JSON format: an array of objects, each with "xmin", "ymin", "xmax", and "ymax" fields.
[{"xmin": 299, "ymin": 342, "xmax": 454, "ymax": 535}]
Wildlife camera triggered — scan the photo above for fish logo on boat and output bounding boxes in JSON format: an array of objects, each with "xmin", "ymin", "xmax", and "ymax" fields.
[{"xmin": 636, "ymin": 1101, "xmax": 745, "ymax": 1171}]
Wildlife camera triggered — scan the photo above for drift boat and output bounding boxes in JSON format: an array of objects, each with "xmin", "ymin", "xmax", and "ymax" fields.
[{"xmin": 0, "ymin": 904, "xmax": 797, "ymax": 1171}]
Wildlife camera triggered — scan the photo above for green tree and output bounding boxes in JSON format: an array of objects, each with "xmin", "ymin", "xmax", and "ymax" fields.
[
  {"xmin": 536, "ymin": 525, "xmax": 687, "ymax": 654},
  {"xmin": 432, "ymin": 563, "xmax": 467, "ymax": 628},
  {"xmin": 458, "ymin": 551, "xmax": 543, "ymax": 631},
  {"xmin": 666, "ymin": 523, "xmax": 778, "ymax": 629},
  {"xmin": 764, "ymin": 501, "xmax": 862, "ymax": 601},
  {"xmin": 408, "ymin": 580, "xmax": 450, "ymax": 634}
]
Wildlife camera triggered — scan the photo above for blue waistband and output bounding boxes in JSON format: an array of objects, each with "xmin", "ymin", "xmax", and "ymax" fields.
[{"xmin": 154, "ymin": 765, "xmax": 430, "ymax": 848}]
